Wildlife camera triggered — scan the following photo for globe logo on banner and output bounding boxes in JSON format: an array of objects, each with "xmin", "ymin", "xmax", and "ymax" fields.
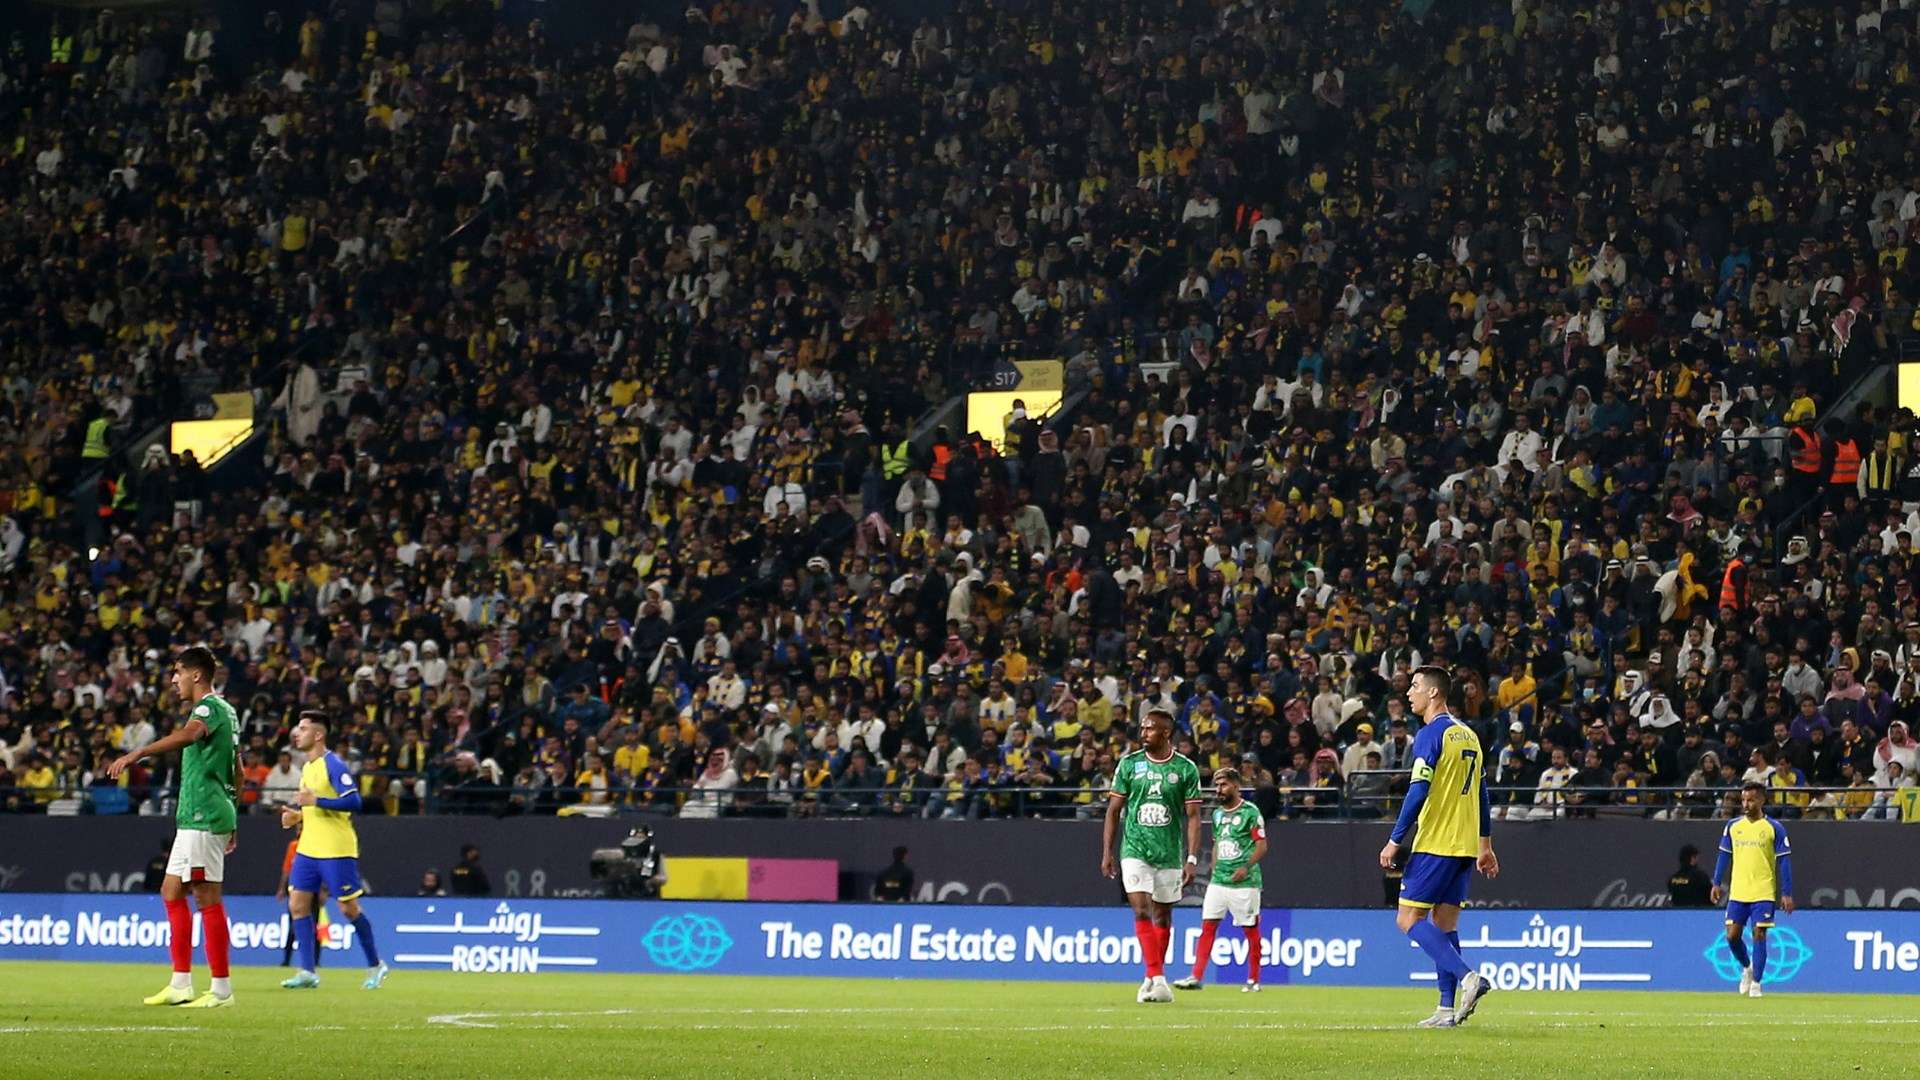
[
  {"xmin": 1702, "ymin": 927, "xmax": 1812, "ymax": 984},
  {"xmin": 643, "ymin": 913, "xmax": 734, "ymax": 971}
]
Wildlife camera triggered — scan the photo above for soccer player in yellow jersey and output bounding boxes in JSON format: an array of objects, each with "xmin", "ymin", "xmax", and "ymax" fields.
[
  {"xmin": 1711, "ymin": 782, "xmax": 1795, "ymax": 998},
  {"xmin": 280, "ymin": 711, "xmax": 389, "ymax": 989},
  {"xmin": 1379, "ymin": 666, "xmax": 1498, "ymax": 1028}
]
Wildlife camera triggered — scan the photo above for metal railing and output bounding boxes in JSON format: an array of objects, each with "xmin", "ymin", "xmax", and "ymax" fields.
[
  {"xmin": 0, "ymin": 779, "xmax": 1116, "ymax": 821},
  {"xmin": 10, "ymin": 775, "xmax": 1912, "ymax": 822},
  {"xmin": 1337, "ymin": 770, "xmax": 1916, "ymax": 822}
]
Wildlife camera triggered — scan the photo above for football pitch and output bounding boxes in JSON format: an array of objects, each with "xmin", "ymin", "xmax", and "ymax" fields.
[{"xmin": 0, "ymin": 963, "xmax": 1914, "ymax": 1079}]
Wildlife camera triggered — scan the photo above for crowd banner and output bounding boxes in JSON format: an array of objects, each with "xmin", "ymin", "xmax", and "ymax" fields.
[
  {"xmin": 3, "ymin": 817, "xmax": 1919, "ymax": 909},
  {"xmin": 1, "ymin": 894, "xmax": 1917, "ymax": 993}
]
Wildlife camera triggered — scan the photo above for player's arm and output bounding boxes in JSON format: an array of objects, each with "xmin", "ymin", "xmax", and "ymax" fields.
[
  {"xmin": 1710, "ymin": 824, "xmax": 1733, "ymax": 904},
  {"xmin": 1381, "ymin": 729, "xmax": 1437, "ymax": 868},
  {"xmin": 1476, "ymin": 745, "xmax": 1499, "ymax": 878},
  {"xmin": 1182, "ymin": 794, "xmax": 1203, "ymax": 886},
  {"xmin": 1101, "ymin": 764, "xmax": 1129, "ymax": 879},
  {"xmin": 1773, "ymin": 819, "xmax": 1795, "ymax": 913},
  {"xmin": 1100, "ymin": 789, "xmax": 1125, "ymax": 879},
  {"xmin": 105, "ymin": 717, "xmax": 209, "ymax": 777},
  {"xmin": 1236, "ymin": 820, "xmax": 1268, "ymax": 884}
]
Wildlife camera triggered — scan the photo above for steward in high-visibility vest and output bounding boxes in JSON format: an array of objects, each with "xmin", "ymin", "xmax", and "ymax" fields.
[
  {"xmin": 1827, "ymin": 432, "xmax": 1862, "ymax": 488},
  {"xmin": 81, "ymin": 416, "xmax": 111, "ymax": 460},
  {"xmin": 49, "ymin": 32, "xmax": 73, "ymax": 66},
  {"xmin": 880, "ymin": 439, "xmax": 913, "ymax": 480},
  {"xmin": 1788, "ymin": 425, "xmax": 1822, "ymax": 476},
  {"xmin": 1719, "ymin": 554, "xmax": 1748, "ymax": 618}
]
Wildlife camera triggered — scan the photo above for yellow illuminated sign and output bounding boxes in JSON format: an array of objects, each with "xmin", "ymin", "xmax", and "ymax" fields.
[
  {"xmin": 968, "ymin": 360, "xmax": 1065, "ymax": 448},
  {"xmin": 170, "ymin": 419, "xmax": 253, "ymax": 466},
  {"xmin": 1900, "ymin": 363, "xmax": 1920, "ymax": 414},
  {"xmin": 967, "ymin": 390, "xmax": 1063, "ymax": 449}
]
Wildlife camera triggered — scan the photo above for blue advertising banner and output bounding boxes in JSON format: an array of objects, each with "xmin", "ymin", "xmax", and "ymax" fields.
[{"xmin": 2, "ymin": 894, "xmax": 1918, "ymax": 994}]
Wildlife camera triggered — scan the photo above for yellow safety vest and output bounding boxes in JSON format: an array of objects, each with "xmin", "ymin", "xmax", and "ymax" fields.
[
  {"xmin": 82, "ymin": 418, "xmax": 111, "ymax": 459},
  {"xmin": 880, "ymin": 440, "xmax": 912, "ymax": 479},
  {"xmin": 50, "ymin": 35, "xmax": 73, "ymax": 64}
]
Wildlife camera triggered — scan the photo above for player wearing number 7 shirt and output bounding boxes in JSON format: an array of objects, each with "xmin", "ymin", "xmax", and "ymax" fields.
[
  {"xmin": 1101, "ymin": 709, "xmax": 1202, "ymax": 1005},
  {"xmin": 1378, "ymin": 665, "xmax": 1500, "ymax": 1029}
]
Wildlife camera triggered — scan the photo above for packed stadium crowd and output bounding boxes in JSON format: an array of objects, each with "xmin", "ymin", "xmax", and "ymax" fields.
[{"xmin": 2, "ymin": 0, "xmax": 1920, "ymax": 824}]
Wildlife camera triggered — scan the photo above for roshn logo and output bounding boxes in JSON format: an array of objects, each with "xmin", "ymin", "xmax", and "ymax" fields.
[
  {"xmin": 642, "ymin": 913, "xmax": 734, "ymax": 971},
  {"xmin": 1703, "ymin": 927, "xmax": 1812, "ymax": 985}
]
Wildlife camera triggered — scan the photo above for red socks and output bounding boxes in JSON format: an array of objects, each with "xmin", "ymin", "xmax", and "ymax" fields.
[
  {"xmin": 200, "ymin": 903, "xmax": 231, "ymax": 979},
  {"xmin": 1192, "ymin": 920, "xmax": 1220, "ymax": 979},
  {"xmin": 1246, "ymin": 919, "xmax": 1262, "ymax": 984},
  {"xmin": 1135, "ymin": 918, "xmax": 1165, "ymax": 978},
  {"xmin": 164, "ymin": 898, "xmax": 192, "ymax": 974}
]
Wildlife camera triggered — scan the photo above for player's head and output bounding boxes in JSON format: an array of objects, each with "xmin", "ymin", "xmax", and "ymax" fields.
[
  {"xmin": 1409, "ymin": 665, "xmax": 1454, "ymax": 718},
  {"xmin": 292, "ymin": 710, "xmax": 330, "ymax": 752},
  {"xmin": 1739, "ymin": 780, "xmax": 1766, "ymax": 817},
  {"xmin": 171, "ymin": 644, "xmax": 218, "ymax": 698},
  {"xmin": 1141, "ymin": 709, "xmax": 1174, "ymax": 754},
  {"xmin": 1213, "ymin": 767, "xmax": 1242, "ymax": 804}
]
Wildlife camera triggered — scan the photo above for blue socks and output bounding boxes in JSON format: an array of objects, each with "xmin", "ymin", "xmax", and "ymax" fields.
[
  {"xmin": 1438, "ymin": 930, "xmax": 1463, "ymax": 1007},
  {"xmin": 352, "ymin": 914, "xmax": 381, "ymax": 967},
  {"xmin": 1409, "ymin": 919, "xmax": 1472, "ymax": 981},
  {"xmin": 1727, "ymin": 932, "xmax": 1750, "ymax": 969},
  {"xmin": 1752, "ymin": 934, "xmax": 1768, "ymax": 982},
  {"xmin": 293, "ymin": 914, "xmax": 317, "ymax": 973}
]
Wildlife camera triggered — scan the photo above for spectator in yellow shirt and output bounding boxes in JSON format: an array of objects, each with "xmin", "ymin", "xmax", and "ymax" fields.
[{"xmin": 21, "ymin": 755, "xmax": 58, "ymax": 806}]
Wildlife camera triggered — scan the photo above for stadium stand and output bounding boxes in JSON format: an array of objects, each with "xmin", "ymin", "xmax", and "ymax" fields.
[{"xmin": 1, "ymin": 0, "xmax": 1918, "ymax": 823}]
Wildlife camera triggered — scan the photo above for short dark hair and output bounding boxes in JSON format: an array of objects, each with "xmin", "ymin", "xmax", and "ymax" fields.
[
  {"xmin": 1413, "ymin": 664, "xmax": 1453, "ymax": 702},
  {"xmin": 1741, "ymin": 780, "xmax": 1768, "ymax": 795},
  {"xmin": 176, "ymin": 645, "xmax": 218, "ymax": 682},
  {"xmin": 298, "ymin": 710, "xmax": 330, "ymax": 736}
]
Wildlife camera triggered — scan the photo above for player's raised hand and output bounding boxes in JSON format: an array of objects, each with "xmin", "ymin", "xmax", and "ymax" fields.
[
  {"xmin": 1710, "ymin": 884, "xmax": 1725, "ymax": 905},
  {"xmin": 295, "ymin": 786, "xmax": 316, "ymax": 807},
  {"xmin": 1780, "ymin": 894, "xmax": 1795, "ymax": 914},
  {"xmin": 105, "ymin": 753, "xmax": 136, "ymax": 779},
  {"xmin": 1100, "ymin": 853, "xmax": 1118, "ymax": 880},
  {"xmin": 1377, "ymin": 840, "xmax": 1399, "ymax": 870}
]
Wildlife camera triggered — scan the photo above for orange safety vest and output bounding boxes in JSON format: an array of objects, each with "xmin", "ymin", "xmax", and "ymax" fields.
[
  {"xmin": 1789, "ymin": 427, "xmax": 1823, "ymax": 475},
  {"xmin": 1719, "ymin": 557, "xmax": 1745, "ymax": 614},
  {"xmin": 1828, "ymin": 438, "xmax": 1861, "ymax": 485},
  {"xmin": 929, "ymin": 443, "xmax": 952, "ymax": 481}
]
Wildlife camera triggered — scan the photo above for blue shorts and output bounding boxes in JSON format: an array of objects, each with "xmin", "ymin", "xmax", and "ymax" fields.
[
  {"xmin": 289, "ymin": 853, "xmax": 366, "ymax": 901},
  {"xmin": 1399, "ymin": 853, "xmax": 1475, "ymax": 910},
  {"xmin": 1725, "ymin": 900, "xmax": 1776, "ymax": 929}
]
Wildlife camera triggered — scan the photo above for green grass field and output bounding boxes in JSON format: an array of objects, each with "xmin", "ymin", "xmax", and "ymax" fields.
[{"xmin": 0, "ymin": 963, "xmax": 1915, "ymax": 1078}]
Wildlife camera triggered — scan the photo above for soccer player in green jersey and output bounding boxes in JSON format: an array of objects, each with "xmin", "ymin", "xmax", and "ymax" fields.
[
  {"xmin": 1174, "ymin": 767, "xmax": 1268, "ymax": 992},
  {"xmin": 107, "ymin": 645, "xmax": 241, "ymax": 1008},
  {"xmin": 1101, "ymin": 709, "xmax": 1202, "ymax": 1004}
]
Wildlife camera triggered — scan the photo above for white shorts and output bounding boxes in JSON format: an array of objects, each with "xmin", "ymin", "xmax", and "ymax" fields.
[
  {"xmin": 1120, "ymin": 858, "xmax": 1183, "ymax": 904},
  {"xmin": 165, "ymin": 829, "xmax": 231, "ymax": 884},
  {"xmin": 1201, "ymin": 882, "xmax": 1262, "ymax": 927}
]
